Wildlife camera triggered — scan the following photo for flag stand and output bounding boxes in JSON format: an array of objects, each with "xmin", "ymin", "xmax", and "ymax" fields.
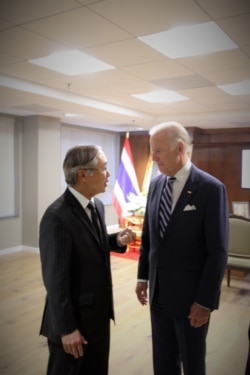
[{"xmin": 125, "ymin": 215, "xmax": 144, "ymax": 253}]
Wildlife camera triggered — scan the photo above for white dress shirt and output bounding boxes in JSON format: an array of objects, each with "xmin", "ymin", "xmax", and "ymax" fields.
[
  {"xmin": 171, "ymin": 159, "xmax": 192, "ymax": 212},
  {"xmin": 68, "ymin": 186, "xmax": 92, "ymax": 219}
]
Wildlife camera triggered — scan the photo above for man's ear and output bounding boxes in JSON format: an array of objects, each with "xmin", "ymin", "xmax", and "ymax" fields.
[
  {"xmin": 77, "ymin": 169, "xmax": 87, "ymax": 180},
  {"xmin": 177, "ymin": 140, "xmax": 185, "ymax": 153}
]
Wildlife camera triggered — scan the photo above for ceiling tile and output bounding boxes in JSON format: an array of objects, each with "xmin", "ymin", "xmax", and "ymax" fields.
[
  {"xmin": 90, "ymin": 0, "xmax": 210, "ymax": 36},
  {"xmin": 179, "ymin": 49, "xmax": 250, "ymax": 74},
  {"xmin": 87, "ymin": 39, "xmax": 164, "ymax": 66},
  {"xmin": 152, "ymin": 75, "xmax": 213, "ymax": 90},
  {"xmin": 121, "ymin": 59, "xmax": 192, "ymax": 81},
  {"xmin": 0, "ymin": 0, "xmax": 249, "ymax": 131},
  {"xmin": 0, "ymin": 27, "xmax": 65, "ymax": 59},
  {"xmin": 196, "ymin": 0, "xmax": 250, "ymax": 19},
  {"xmin": 218, "ymin": 13, "xmax": 250, "ymax": 48},
  {"xmin": 25, "ymin": 7, "xmax": 131, "ymax": 49},
  {"xmin": 0, "ymin": 0, "xmax": 81, "ymax": 24}
]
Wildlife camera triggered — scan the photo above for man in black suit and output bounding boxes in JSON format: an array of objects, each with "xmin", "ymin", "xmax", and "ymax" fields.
[
  {"xmin": 39, "ymin": 144, "xmax": 135, "ymax": 375},
  {"xmin": 135, "ymin": 122, "xmax": 229, "ymax": 375}
]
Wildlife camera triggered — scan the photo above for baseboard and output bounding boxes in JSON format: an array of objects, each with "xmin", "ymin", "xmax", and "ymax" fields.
[
  {"xmin": 0, "ymin": 245, "xmax": 39, "ymax": 256},
  {"xmin": 0, "ymin": 227, "xmax": 120, "ymax": 256}
]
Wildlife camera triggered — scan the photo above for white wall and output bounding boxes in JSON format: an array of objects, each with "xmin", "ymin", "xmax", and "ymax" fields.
[
  {"xmin": 0, "ymin": 115, "xmax": 119, "ymax": 253},
  {"xmin": 0, "ymin": 116, "xmax": 22, "ymax": 252}
]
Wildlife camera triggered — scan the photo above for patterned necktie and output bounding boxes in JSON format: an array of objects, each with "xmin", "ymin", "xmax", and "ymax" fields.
[
  {"xmin": 159, "ymin": 177, "xmax": 176, "ymax": 237},
  {"xmin": 87, "ymin": 201, "xmax": 101, "ymax": 239}
]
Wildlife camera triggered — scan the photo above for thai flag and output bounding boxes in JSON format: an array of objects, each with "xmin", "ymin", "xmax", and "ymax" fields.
[{"xmin": 113, "ymin": 132, "xmax": 140, "ymax": 219}]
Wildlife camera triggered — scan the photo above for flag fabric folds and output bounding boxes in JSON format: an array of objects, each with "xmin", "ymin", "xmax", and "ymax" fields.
[
  {"xmin": 142, "ymin": 153, "xmax": 160, "ymax": 195},
  {"xmin": 141, "ymin": 153, "xmax": 154, "ymax": 195},
  {"xmin": 113, "ymin": 132, "xmax": 140, "ymax": 219}
]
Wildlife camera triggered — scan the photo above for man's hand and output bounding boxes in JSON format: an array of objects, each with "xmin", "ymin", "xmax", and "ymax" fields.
[
  {"xmin": 61, "ymin": 329, "xmax": 88, "ymax": 358},
  {"xmin": 135, "ymin": 281, "xmax": 148, "ymax": 305},
  {"xmin": 117, "ymin": 227, "xmax": 136, "ymax": 246},
  {"xmin": 188, "ymin": 302, "xmax": 210, "ymax": 328}
]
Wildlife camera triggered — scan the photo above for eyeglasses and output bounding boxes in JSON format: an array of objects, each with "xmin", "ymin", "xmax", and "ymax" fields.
[{"xmin": 80, "ymin": 166, "xmax": 108, "ymax": 173}]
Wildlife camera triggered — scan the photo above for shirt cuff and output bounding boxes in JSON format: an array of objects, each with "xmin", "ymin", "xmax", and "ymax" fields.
[{"xmin": 195, "ymin": 302, "xmax": 210, "ymax": 311}]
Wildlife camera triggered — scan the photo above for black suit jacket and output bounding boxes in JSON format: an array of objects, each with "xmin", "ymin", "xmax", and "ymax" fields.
[
  {"xmin": 138, "ymin": 165, "xmax": 229, "ymax": 317},
  {"xmin": 39, "ymin": 188, "xmax": 126, "ymax": 345}
]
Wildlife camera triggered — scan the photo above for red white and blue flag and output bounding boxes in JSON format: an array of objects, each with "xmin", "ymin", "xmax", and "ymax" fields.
[{"xmin": 113, "ymin": 132, "xmax": 140, "ymax": 219}]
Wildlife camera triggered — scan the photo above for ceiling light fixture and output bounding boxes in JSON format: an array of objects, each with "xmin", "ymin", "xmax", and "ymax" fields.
[
  {"xmin": 218, "ymin": 80, "xmax": 250, "ymax": 96},
  {"xmin": 29, "ymin": 50, "xmax": 115, "ymax": 76},
  {"xmin": 132, "ymin": 90, "xmax": 188, "ymax": 103},
  {"xmin": 138, "ymin": 21, "xmax": 238, "ymax": 58}
]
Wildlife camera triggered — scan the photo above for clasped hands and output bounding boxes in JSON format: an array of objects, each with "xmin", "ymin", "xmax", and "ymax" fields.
[{"xmin": 117, "ymin": 227, "xmax": 136, "ymax": 246}]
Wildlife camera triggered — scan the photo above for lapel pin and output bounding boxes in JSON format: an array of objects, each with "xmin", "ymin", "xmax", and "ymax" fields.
[{"xmin": 187, "ymin": 190, "xmax": 192, "ymax": 194}]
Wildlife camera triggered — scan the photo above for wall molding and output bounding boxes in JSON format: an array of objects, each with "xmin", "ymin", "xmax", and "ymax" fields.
[
  {"xmin": 0, "ymin": 245, "xmax": 39, "ymax": 256},
  {"xmin": 0, "ymin": 226, "xmax": 119, "ymax": 255}
]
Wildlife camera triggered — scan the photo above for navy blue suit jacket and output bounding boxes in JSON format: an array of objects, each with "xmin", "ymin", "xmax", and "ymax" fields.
[{"xmin": 137, "ymin": 165, "xmax": 229, "ymax": 318}]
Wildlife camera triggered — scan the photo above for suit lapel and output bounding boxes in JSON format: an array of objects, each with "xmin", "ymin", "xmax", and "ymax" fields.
[
  {"xmin": 171, "ymin": 165, "xmax": 199, "ymax": 221},
  {"xmin": 150, "ymin": 175, "xmax": 166, "ymax": 236},
  {"xmin": 65, "ymin": 189, "xmax": 104, "ymax": 248}
]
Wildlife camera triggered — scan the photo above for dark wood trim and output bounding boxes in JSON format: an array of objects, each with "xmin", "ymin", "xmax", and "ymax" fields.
[{"xmin": 119, "ymin": 127, "xmax": 250, "ymax": 212}]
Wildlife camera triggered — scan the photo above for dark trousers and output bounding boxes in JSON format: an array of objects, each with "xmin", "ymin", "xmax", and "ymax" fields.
[
  {"xmin": 150, "ymin": 297, "xmax": 209, "ymax": 375},
  {"xmin": 46, "ymin": 322, "xmax": 110, "ymax": 375}
]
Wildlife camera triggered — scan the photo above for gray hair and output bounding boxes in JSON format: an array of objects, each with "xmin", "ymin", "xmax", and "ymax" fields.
[
  {"xmin": 149, "ymin": 121, "xmax": 193, "ymax": 155},
  {"xmin": 63, "ymin": 144, "xmax": 102, "ymax": 185}
]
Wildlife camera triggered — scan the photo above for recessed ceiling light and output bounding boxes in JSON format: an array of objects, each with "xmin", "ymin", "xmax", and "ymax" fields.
[
  {"xmin": 132, "ymin": 90, "xmax": 188, "ymax": 103},
  {"xmin": 218, "ymin": 80, "xmax": 250, "ymax": 95},
  {"xmin": 138, "ymin": 22, "xmax": 238, "ymax": 58},
  {"xmin": 29, "ymin": 50, "xmax": 115, "ymax": 76},
  {"xmin": 64, "ymin": 113, "xmax": 81, "ymax": 117}
]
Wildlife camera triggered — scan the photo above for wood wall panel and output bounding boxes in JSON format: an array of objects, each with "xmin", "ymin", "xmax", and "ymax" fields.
[
  {"xmin": 121, "ymin": 127, "xmax": 250, "ymax": 215},
  {"xmin": 190, "ymin": 128, "xmax": 250, "ymax": 213}
]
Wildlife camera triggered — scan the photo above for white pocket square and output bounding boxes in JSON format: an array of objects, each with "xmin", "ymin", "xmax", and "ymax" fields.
[{"xmin": 183, "ymin": 204, "xmax": 197, "ymax": 211}]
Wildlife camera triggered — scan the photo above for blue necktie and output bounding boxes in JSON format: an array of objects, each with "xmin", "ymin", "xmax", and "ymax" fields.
[{"xmin": 159, "ymin": 177, "xmax": 176, "ymax": 237}]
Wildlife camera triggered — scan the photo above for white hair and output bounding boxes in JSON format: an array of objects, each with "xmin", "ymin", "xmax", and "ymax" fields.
[{"xmin": 150, "ymin": 121, "xmax": 193, "ymax": 155}]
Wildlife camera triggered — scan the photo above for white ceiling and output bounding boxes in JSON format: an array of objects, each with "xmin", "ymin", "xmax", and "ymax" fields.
[{"xmin": 0, "ymin": 0, "xmax": 250, "ymax": 132}]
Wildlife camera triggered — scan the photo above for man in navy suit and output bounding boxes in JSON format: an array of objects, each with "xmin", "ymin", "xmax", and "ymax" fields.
[
  {"xmin": 135, "ymin": 122, "xmax": 229, "ymax": 375},
  {"xmin": 39, "ymin": 144, "xmax": 135, "ymax": 375}
]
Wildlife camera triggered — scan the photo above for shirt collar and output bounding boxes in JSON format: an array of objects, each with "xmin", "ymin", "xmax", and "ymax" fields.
[
  {"xmin": 173, "ymin": 159, "xmax": 192, "ymax": 183},
  {"xmin": 68, "ymin": 186, "xmax": 90, "ymax": 209}
]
